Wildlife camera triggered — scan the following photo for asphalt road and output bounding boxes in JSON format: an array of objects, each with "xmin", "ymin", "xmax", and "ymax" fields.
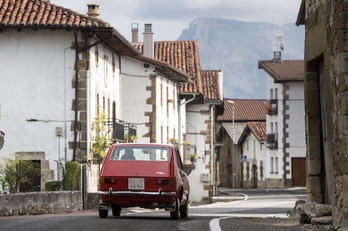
[{"xmin": 0, "ymin": 188, "xmax": 318, "ymax": 231}]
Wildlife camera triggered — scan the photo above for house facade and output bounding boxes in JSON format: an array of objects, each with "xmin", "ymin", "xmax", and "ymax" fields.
[
  {"xmin": 240, "ymin": 122, "xmax": 266, "ymax": 189},
  {"xmin": 0, "ymin": 1, "xmax": 189, "ymax": 192},
  {"xmin": 133, "ymin": 33, "xmax": 224, "ymax": 202},
  {"xmin": 217, "ymin": 99, "xmax": 266, "ymax": 189},
  {"xmin": 259, "ymin": 56, "xmax": 306, "ymax": 188},
  {"xmin": 296, "ymin": 0, "xmax": 348, "ymax": 227}
]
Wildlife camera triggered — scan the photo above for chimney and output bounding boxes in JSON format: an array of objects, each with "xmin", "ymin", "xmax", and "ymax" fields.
[
  {"xmin": 143, "ymin": 24, "xmax": 154, "ymax": 58},
  {"xmin": 131, "ymin": 23, "xmax": 139, "ymax": 43},
  {"xmin": 272, "ymin": 51, "xmax": 282, "ymax": 63},
  {"xmin": 87, "ymin": 4, "xmax": 100, "ymax": 19}
]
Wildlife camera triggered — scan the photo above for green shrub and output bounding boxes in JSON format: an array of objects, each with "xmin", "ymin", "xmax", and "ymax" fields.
[
  {"xmin": 0, "ymin": 157, "xmax": 41, "ymax": 193},
  {"xmin": 45, "ymin": 181, "xmax": 60, "ymax": 191},
  {"xmin": 62, "ymin": 161, "xmax": 80, "ymax": 191}
]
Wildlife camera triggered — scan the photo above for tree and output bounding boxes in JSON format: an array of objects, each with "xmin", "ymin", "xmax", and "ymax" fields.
[
  {"xmin": 0, "ymin": 157, "xmax": 41, "ymax": 193},
  {"xmin": 91, "ymin": 110, "xmax": 112, "ymax": 163}
]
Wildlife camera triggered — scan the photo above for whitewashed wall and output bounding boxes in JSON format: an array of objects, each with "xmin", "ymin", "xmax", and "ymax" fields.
[
  {"xmin": 0, "ymin": 30, "xmax": 76, "ymax": 181},
  {"xmin": 265, "ymin": 73, "xmax": 306, "ymax": 186},
  {"xmin": 265, "ymin": 74, "xmax": 284, "ymax": 182},
  {"xmin": 121, "ymin": 56, "xmax": 179, "ymax": 144},
  {"xmin": 242, "ymin": 132, "xmax": 267, "ymax": 186},
  {"xmin": 285, "ymin": 81, "xmax": 306, "ymax": 179},
  {"xmin": 186, "ymin": 103, "xmax": 211, "ymax": 202}
]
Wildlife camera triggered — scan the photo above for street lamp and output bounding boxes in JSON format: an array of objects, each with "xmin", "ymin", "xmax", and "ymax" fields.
[{"xmin": 228, "ymin": 100, "xmax": 235, "ymax": 189}]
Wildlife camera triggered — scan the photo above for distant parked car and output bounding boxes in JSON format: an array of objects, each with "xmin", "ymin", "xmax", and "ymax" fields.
[{"xmin": 97, "ymin": 143, "xmax": 190, "ymax": 219}]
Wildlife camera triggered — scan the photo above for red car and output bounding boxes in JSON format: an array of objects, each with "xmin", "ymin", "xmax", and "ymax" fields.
[{"xmin": 97, "ymin": 143, "xmax": 190, "ymax": 219}]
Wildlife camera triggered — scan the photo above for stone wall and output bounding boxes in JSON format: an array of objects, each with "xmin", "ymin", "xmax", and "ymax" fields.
[
  {"xmin": 0, "ymin": 191, "xmax": 82, "ymax": 216},
  {"xmin": 304, "ymin": 0, "xmax": 348, "ymax": 228}
]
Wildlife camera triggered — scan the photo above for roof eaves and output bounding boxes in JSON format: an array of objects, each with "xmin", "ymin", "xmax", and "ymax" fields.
[
  {"xmin": 134, "ymin": 55, "xmax": 191, "ymax": 83},
  {"xmin": 258, "ymin": 60, "xmax": 282, "ymax": 82},
  {"xmin": 296, "ymin": 0, "xmax": 306, "ymax": 26}
]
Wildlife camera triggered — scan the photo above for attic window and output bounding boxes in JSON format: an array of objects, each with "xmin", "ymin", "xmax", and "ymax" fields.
[{"xmin": 95, "ymin": 46, "xmax": 99, "ymax": 68}]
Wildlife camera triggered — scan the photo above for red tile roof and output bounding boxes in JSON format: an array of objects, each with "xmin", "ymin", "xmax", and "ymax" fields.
[
  {"xmin": 134, "ymin": 40, "xmax": 203, "ymax": 94},
  {"xmin": 0, "ymin": 0, "xmax": 143, "ymax": 57},
  {"xmin": 247, "ymin": 122, "xmax": 266, "ymax": 141},
  {"xmin": 202, "ymin": 70, "xmax": 222, "ymax": 102},
  {"xmin": 0, "ymin": 0, "xmax": 110, "ymax": 28},
  {"xmin": 217, "ymin": 99, "xmax": 266, "ymax": 122},
  {"xmin": 258, "ymin": 60, "xmax": 304, "ymax": 82}
]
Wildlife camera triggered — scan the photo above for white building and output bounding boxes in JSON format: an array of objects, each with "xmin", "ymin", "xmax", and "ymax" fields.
[
  {"xmin": 133, "ymin": 34, "xmax": 224, "ymax": 202},
  {"xmin": 0, "ymin": 2, "xmax": 189, "ymax": 192},
  {"xmin": 240, "ymin": 122, "xmax": 266, "ymax": 188},
  {"xmin": 217, "ymin": 99, "xmax": 266, "ymax": 189},
  {"xmin": 259, "ymin": 53, "xmax": 306, "ymax": 188}
]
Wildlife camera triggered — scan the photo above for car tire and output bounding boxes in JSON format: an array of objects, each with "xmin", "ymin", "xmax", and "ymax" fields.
[
  {"xmin": 99, "ymin": 209, "xmax": 108, "ymax": 218},
  {"xmin": 180, "ymin": 200, "xmax": 188, "ymax": 218},
  {"xmin": 170, "ymin": 199, "xmax": 180, "ymax": 220},
  {"xmin": 112, "ymin": 205, "xmax": 121, "ymax": 216}
]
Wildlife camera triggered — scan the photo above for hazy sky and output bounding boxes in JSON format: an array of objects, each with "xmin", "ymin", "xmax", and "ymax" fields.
[{"xmin": 52, "ymin": 0, "xmax": 303, "ymax": 41}]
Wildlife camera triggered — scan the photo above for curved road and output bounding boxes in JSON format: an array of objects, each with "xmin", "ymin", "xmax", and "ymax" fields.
[{"xmin": 0, "ymin": 188, "xmax": 307, "ymax": 231}]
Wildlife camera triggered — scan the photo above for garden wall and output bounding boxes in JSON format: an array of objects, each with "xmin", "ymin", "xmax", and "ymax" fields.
[{"xmin": 0, "ymin": 191, "xmax": 83, "ymax": 216}]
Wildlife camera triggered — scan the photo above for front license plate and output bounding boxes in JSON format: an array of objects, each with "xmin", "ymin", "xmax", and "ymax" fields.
[{"xmin": 128, "ymin": 178, "xmax": 144, "ymax": 190}]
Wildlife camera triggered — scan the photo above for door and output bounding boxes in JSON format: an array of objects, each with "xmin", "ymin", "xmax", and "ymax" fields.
[
  {"xmin": 291, "ymin": 158, "xmax": 306, "ymax": 186},
  {"xmin": 19, "ymin": 160, "xmax": 41, "ymax": 192}
]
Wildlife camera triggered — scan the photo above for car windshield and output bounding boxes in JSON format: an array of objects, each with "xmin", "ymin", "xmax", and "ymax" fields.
[{"xmin": 110, "ymin": 146, "xmax": 169, "ymax": 161}]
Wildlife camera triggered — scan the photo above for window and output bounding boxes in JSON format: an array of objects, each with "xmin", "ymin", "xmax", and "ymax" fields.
[
  {"xmin": 275, "ymin": 157, "xmax": 279, "ymax": 173},
  {"xmin": 103, "ymin": 96, "xmax": 105, "ymax": 110},
  {"xmin": 95, "ymin": 46, "xmax": 99, "ymax": 68},
  {"xmin": 270, "ymin": 89, "xmax": 273, "ymax": 99},
  {"xmin": 173, "ymin": 89, "xmax": 176, "ymax": 110},
  {"xmin": 108, "ymin": 98, "xmax": 110, "ymax": 116},
  {"xmin": 160, "ymin": 83, "xmax": 163, "ymax": 107},
  {"xmin": 253, "ymin": 140, "xmax": 256, "ymax": 159},
  {"xmin": 96, "ymin": 94, "xmax": 99, "ymax": 116},
  {"xmin": 112, "ymin": 53, "xmax": 116, "ymax": 74},
  {"xmin": 275, "ymin": 88, "xmax": 278, "ymax": 99},
  {"xmin": 270, "ymin": 122, "xmax": 274, "ymax": 134},
  {"xmin": 104, "ymin": 55, "xmax": 109, "ymax": 87},
  {"xmin": 111, "ymin": 146, "xmax": 169, "ymax": 161},
  {"xmin": 271, "ymin": 157, "xmax": 274, "ymax": 173}
]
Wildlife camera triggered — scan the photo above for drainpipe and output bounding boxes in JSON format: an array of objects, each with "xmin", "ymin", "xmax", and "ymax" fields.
[
  {"xmin": 73, "ymin": 32, "xmax": 79, "ymax": 161},
  {"xmin": 86, "ymin": 70, "xmax": 90, "ymax": 163}
]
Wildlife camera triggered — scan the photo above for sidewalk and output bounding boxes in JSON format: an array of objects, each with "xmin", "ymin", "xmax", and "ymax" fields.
[{"xmin": 212, "ymin": 187, "xmax": 246, "ymax": 203}]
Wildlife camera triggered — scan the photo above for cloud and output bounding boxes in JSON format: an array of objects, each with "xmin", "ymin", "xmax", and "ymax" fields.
[{"xmin": 52, "ymin": 0, "xmax": 303, "ymax": 40}]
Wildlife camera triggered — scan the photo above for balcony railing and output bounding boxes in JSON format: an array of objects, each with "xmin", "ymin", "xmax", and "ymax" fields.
[
  {"xmin": 267, "ymin": 133, "xmax": 278, "ymax": 149},
  {"xmin": 265, "ymin": 99, "xmax": 278, "ymax": 115}
]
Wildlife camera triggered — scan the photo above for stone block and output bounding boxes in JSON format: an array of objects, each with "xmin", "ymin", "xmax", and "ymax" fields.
[
  {"xmin": 306, "ymin": 136, "xmax": 322, "ymax": 160},
  {"xmin": 307, "ymin": 176, "xmax": 322, "ymax": 193},
  {"xmin": 307, "ymin": 159, "xmax": 322, "ymax": 176},
  {"xmin": 298, "ymin": 201, "xmax": 318, "ymax": 218},
  {"xmin": 307, "ymin": 192, "xmax": 323, "ymax": 204},
  {"xmin": 311, "ymin": 216, "xmax": 333, "ymax": 225},
  {"xmin": 305, "ymin": 89, "xmax": 320, "ymax": 114},
  {"xmin": 336, "ymin": 159, "xmax": 348, "ymax": 175},
  {"xmin": 315, "ymin": 204, "xmax": 332, "ymax": 217}
]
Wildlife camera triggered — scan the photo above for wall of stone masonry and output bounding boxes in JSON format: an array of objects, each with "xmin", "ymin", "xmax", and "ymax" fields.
[
  {"xmin": 0, "ymin": 191, "xmax": 82, "ymax": 216},
  {"xmin": 304, "ymin": 0, "xmax": 348, "ymax": 228}
]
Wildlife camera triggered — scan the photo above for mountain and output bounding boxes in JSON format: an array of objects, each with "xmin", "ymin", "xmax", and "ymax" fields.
[{"xmin": 178, "ymin": 18, "xmax": 305, "ymax": 99}]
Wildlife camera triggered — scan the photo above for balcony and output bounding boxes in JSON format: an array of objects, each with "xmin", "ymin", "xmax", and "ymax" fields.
[
  {"xmin": 267, "ymin": 133, "xmax": 278, "ymax": 149},
  {"xmin": 265, "ymin": 99, "xmax": 278, "ymax": 115}
]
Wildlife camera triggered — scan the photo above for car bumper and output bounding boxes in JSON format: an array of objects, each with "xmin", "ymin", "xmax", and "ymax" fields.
[{"xmin": 98, "ymin": 188, "xmax": 176, "ymax": 199}]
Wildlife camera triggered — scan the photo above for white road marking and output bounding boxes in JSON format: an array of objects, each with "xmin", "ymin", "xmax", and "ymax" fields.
[
  {"xmin": 209, "ymin": 217, "xmax": 229, "ymax": 231},
  {"xmin": 209, "ymin": 193, "xmax": 248, "ymax": 231}
]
